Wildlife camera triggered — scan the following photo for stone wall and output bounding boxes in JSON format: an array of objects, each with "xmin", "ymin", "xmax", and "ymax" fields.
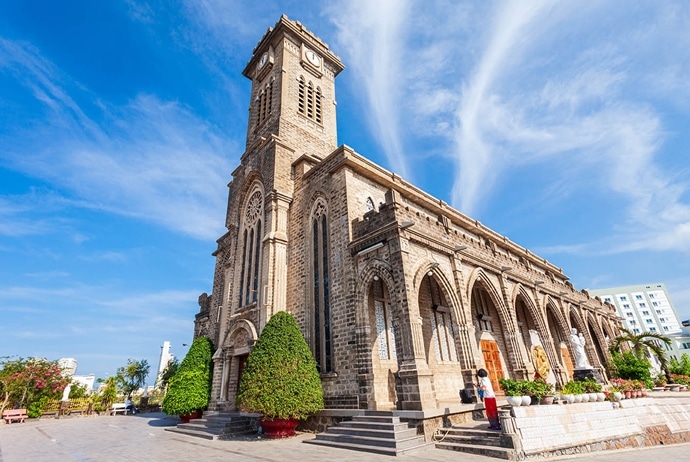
[{"xmin": 506, "ymin": 396, "xmax": 690, "ymax": 458}]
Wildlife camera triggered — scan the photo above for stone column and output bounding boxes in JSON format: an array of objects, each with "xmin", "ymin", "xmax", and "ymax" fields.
[
  {"xmin": 450, "ymin": 252, "xmax": 480, "ymax": 384},
  {"xmin": 498, "ymin": 274, "xmax": 530, "ymax": 379},
  {"xmin": 392, "ymin": 235, "xmax": 436, "ymax": 411},
  {"xmin": 261, "ymin": 191, "xmax": 292, "ymax": 329}
]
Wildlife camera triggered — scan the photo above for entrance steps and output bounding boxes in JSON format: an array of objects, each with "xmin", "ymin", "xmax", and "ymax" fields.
[
  {"xmin": 303, "ymin": 411, "xmax": 431, "ymax": 456},
  {"xmin": 165, "ymin": 412, "xmax": 254, "ymax": 440},
  {"xmin": 434, "ymin": 423, "xmax": 517, "ymax": 460}
]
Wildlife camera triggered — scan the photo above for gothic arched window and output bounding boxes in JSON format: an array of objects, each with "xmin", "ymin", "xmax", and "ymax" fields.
[
  {"xmin": 298, "ymin": 76, "xmax": 323, "ymax": 124},
  {"xmin": 311, "ymin": 200, "xmax": 331, "ymax": 372},
  {"xmin": 372, "ymin": 277, "xmax": 396, "ymax": 360},
  {"xmin": 428, "ymin": 277, "xmax": 457, "ymax": 362},
  {"xmin": 256, "ymin": 78, "xmax": 274, "ymax": 125},
  {"xmin": 238, "ymin": 189, "xmax": 263, "ymax": 307}
]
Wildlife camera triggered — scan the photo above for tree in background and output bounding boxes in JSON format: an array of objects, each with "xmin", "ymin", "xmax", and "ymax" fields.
[
  {"xmin": 0, "ymin": 357, "xmax": 69, "ymax": 413},
  {"xmin": 609, "ymin": 328, "xmax": 671, "ymax": 381},
  {"xmin": 608, "ymin": 351, "xmax": 652, "ymax": 383},
  {"xmin": 162, "ymin": 337, "xmax": 213, "ymax": 417},
  {"xmin": 94, "ymin": 376, "xmax": 118, "ymax": 413},
  {"xmin": 669, "ymin": 353, "xmax": 690, "ymax": 376},
  {"xmin": 68, "ymin": 381, "xmax": 90, "ymax": 400},
  {"xmin": 160, "ymin": 358, "xmax": 180, "ymax": 390},
  {"xmin": 116, "ymin": 359, "xmax": 150, "ymax": 398}
]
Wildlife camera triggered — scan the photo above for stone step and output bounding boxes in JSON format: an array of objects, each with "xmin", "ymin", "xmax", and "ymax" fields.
[
  {"xmin": 165, "ymin": 426, "xmax": 220, "ymax": 440},
  {"xmin": 434, "ymin": 428, "xmax": 509, "ymax": 448},
  {"xmin": 351, "ymin": 414, "xmax": 401, "ymax": 424},
  {"xmin": 166, "ymin": 413, "xmax": 254, "ymax": 441},
  {"xmin": 305, "ymin": 437, "xmax": 431, "ymax": 456},
  {"xmin": 328, "ymin": 425, "xmax": 418, "ymax": 440},
  {"xmin": 313, "ymin": 432, "xmax": 424, "ymax": 450},
  {"xmin": 339, "ymin": 420, "xmax": 411, "ymax": 432},
  {"xmin": 435, "ymin": 441, "xmax": 517, "ymax": 460}
]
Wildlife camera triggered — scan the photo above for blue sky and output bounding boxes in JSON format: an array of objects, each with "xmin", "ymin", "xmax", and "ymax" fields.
[{"xmin": 1, "ymin": 1, "xmax": 689, "ymax": 385}]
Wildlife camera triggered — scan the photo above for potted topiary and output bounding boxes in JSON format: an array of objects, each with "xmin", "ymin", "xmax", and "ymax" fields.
[
  {"xmin": 162, "ymin": 336, "xmax": 214, "ymax": 423},
  {"xmin": 236, "ymin": 311, "xmax": 324, "ymax": 438}
]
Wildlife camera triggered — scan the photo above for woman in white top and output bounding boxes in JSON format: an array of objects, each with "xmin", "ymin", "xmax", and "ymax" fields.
[{"xmin": 476, "ymin": 369, "xmax": 500, "ymax": 430}]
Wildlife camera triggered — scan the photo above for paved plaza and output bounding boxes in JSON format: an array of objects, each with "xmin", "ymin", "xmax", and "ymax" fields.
[{"xmin": 1, "ymin": 413, "xmax": 689, "ymax": 462}]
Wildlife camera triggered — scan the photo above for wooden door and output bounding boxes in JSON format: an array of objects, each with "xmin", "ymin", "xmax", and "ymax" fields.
[
  {"xmin": 561, "ymin": 346, "xmax": 574, "ymax": 380},
  {"xmin": 480, "ymin": 340, "xmax": 504, "ymax": 395},
  {"xmin": 236, "ymin": 354, "xmax": 248, "ymax": 390}
]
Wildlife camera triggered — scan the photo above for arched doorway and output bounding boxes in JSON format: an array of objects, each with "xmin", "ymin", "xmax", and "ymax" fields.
[
  {"xmin": 546, "ymin": 304, "xmax": 574, "ymax": 381},
  {"xmin": 418, "ymin": 273, "xmax": 462, "ymax": 404},
  {"xmin": 367, "ymin": 276, "xmax": 399, "ymax": 410},
  {"xmin": 471, "ymin": 282, "xmax": 507, "ymax": 394}
]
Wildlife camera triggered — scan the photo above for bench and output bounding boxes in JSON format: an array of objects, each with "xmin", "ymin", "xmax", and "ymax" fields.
[
  {"xmin": 110, "ymin": 403, "xmax": 130, "ymax": 415},
  {"xmin": 2, "ymin": 409, "xmax": 28, "ymax": 424}
]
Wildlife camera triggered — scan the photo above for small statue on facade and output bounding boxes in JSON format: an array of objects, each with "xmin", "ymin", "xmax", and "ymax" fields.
[{"xmin": 570, "ymin": 328, "xmax": 592, "ymax": 369}]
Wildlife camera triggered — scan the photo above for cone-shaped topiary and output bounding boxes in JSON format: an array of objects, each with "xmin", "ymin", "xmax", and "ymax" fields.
[
  {"xmin": 162, "ymin": 336, "xmax": 213, "ymax": 416},
  {"xmin": 236, "ymin": 311, "xmax": 323, "ymax": 420}
]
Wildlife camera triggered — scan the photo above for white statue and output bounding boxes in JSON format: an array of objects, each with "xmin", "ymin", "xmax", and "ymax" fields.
[
  {"xmin": 570, "ymin": 328, "xmax": 591, "ymax": 369},
  {"xmin": 61, "ymin": 383, "xmax": 71, "ymax": 401}
]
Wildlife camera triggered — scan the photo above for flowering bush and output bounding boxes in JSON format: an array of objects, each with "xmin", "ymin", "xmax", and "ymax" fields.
[
  {"xmin": 671, "ymin": 374, "xmax": 690, "ymax": 386},
  {"xmin": 1, "ymin": 357, "xmax": 69, "ymax": 414}
]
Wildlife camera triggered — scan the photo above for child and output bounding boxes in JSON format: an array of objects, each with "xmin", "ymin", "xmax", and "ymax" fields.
[{"xmin": 477, "ymin": 369, "xmax": 500, "ymax": 430}]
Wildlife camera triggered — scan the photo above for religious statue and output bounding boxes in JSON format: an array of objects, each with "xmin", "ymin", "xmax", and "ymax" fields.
[
  {"xmin": 570, "ymin": 328, "xmax": 592, "ymax": 369},
  {"xmin": 532, "ymin": 345, "xmax": 551, "ymax": 379}
]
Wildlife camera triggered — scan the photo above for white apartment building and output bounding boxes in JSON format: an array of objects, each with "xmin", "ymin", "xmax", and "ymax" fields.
[{"xmin": 590, "ymin": 283, "xmax": 690, "ymax": 361}]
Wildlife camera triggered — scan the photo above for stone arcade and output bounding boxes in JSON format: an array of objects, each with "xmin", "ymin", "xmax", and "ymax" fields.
[{"xmin": 193, "ymin": 16, "xmax": 621, "ymax": 418}]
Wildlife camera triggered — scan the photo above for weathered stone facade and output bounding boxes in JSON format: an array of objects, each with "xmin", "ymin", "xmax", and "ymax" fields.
[{"xmin": 194, "ymin": 15, "xmax": 622, "ymax": 415}]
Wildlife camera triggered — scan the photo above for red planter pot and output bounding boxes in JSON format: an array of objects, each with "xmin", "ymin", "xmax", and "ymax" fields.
[
  {"xmin": 179, "ymin": 410, "xmax": 203, "ymax": 423},
  {"xmin": 260, "ymin": 418, "xmax": 299, "ymax": 438}
]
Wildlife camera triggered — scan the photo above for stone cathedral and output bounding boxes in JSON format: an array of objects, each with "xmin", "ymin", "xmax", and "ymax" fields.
[{"xmin": 193, "ymin": 16, "xmax": 621, "ymax": 416}]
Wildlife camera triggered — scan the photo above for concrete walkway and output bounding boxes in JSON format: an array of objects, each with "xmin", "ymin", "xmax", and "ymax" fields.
[{"xmin": 1, "ymin": 412, "xmax": 690, "ymax": 462}]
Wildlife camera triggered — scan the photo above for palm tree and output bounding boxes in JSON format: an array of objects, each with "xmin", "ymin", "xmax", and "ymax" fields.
[{"xmin": 609, "ymin": 328, "xmax": 672, "ymax": 377}]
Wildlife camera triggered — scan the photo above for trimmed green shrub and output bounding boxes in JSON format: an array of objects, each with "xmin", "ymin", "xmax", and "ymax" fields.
[
  {"xmin": 162, "ymin": 336, "xmax": 214, "ymax": 416},
  {"xmin": 609, "ymin": 351, "xmax": 652, "ymax": 382},
  {"xmin": 236, "ymin": 311, "xmax": 323, "ymax": 420}
]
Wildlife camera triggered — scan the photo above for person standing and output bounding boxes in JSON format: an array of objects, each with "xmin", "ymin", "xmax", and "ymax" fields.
[{"xmin": 477, "ymin": 369, "xmax": 500, "ymax": 430}]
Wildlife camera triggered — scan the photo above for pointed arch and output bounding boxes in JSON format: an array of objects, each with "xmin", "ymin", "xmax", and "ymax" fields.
[
  {"xmin": 586, "ymin": 312, "xmax": 610, "ymax": 368},
  {"xmin": 356, "ymin": 258, "xmax": 401, "ymax": 410},
  {"xmin": 544, "ymin": 297, "xmax": 575, "ymax": 381},
  {"xmin": 236, "ymin": 181, "xmax": 265, "ymax": 310},
  {"xmin": 466, "ymin": 267, "xmax": 512, "ymax": 389},
  {"xmin": 308, "ymin": 195, "xmax": 331, "ymax": 373}
]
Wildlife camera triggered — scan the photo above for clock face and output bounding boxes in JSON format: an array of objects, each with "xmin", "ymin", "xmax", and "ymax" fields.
[
  {"xmin": 258, "ymin": 52, "xmax": 268, "ymax": 69},
  {"xmin": 305, "ymin": 50, "xmax": 321, "ymax": 66}
]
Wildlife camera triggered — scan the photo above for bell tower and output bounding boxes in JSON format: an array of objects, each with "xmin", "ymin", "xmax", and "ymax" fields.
[
  {"xmin": 242, "ymin": 15, "xmax": 345, "ymax": 157},
  {"xmin": 208, "ymin": 16, "xmax": 346, "ymax": 411},
  {"xmin": 214, "ymin": 16, "xmax": 345, "ymax": 352}
]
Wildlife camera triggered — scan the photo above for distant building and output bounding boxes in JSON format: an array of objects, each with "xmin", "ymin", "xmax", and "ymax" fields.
[
  {"xmin": 72, "ymin": 374, "xmax": 96, "ymax": 391},
  {"xmin": 155, "ymin": 341, "xmax": 174, "ymax": 387},
  {"xmin": 58, "ymin": 358, "xmax": 78, "ymax": 376},
  {"xmin": 589, "ymin": 283, "xmax": 682, "ymax": 336},
  {"xmin": 590, "ymin": 283, "xmax": 690, "ymax": 362}
]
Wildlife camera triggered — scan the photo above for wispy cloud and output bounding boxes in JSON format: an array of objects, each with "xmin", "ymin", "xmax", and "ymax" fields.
[
  {"xmin": 328, "ymin": 0, "xmax": 412, "ymax": 179},
  {"xmin": 0, "ymin": 39, "xmax": 234, "ymax": 241},
  {"xmin": 325, "ymin": 0, "xmax": 690, "ymax": 256}
]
